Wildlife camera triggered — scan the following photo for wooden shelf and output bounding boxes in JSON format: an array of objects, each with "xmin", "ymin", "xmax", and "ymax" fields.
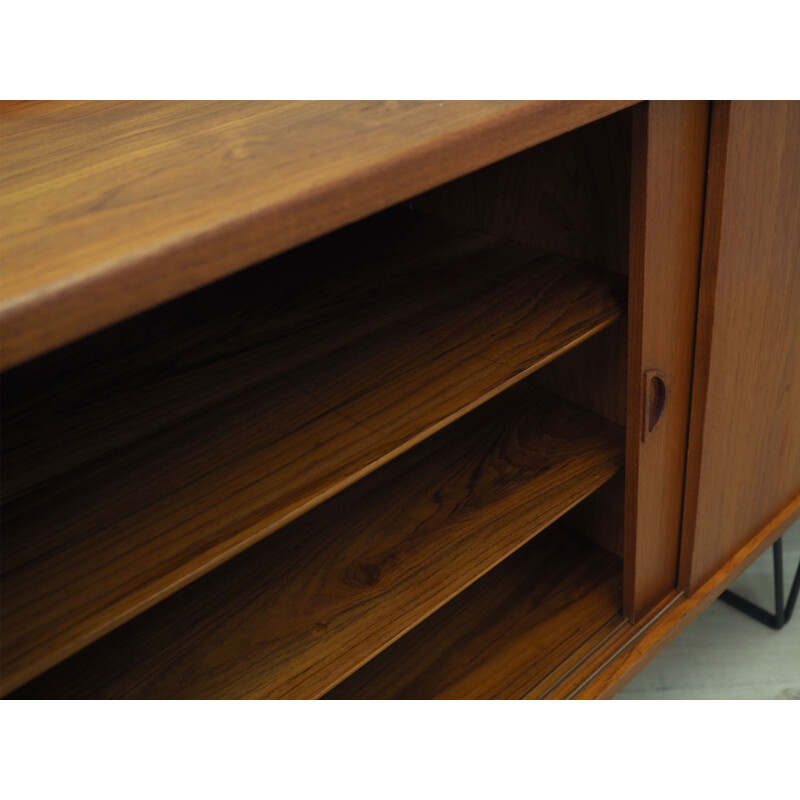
[
  {"xmin": 327, "ymin": 524, "xmax": 624, "ymax": 700},
  {"xmin": 0, "ymin": 100, "xmax": 634, "ymax": 367},
  {"xmin": 9, "ymin": 383, "xmax": 624, "ymax": 699},
  {"xmin": 0, "ymin": 208, "xmax": 626, "ymax": 695}
]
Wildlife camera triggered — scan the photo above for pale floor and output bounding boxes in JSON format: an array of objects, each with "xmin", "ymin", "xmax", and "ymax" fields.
[{"xmin": 615, "ymin": 518, "xmax": 800, "ymax": 700}]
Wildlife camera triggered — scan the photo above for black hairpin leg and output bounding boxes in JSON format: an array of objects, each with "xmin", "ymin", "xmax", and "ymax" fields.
[{"xmin": 719, "ymin": 537, "xmax": 800, "ymax": 630}]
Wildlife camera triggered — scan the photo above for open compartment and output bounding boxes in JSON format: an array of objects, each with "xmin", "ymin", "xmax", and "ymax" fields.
[
  {"xmin": 2, "ymin": 103, "xmax": 675, "ymax": 700},
  {"xmin": 326, "ymin": 518, "xmax": 624, "ymax": 700},
  {"xmin": 11, "ymin": 379, "xmax": 623, "ymax": 699},
  {"xmin": 0, "ymin": 208, "xmax": 625, "ymax": 696}
]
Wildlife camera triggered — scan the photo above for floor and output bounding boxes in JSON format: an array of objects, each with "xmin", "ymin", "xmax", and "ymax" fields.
[{"xmin": 615, "ymin": 517, "xmax": 800, "ymax": 700}]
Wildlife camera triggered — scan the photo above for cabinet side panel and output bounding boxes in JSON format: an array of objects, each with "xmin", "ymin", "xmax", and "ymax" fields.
[
  {"xmin": 680, "ymin": 101, "xmax": 800, "ymax": 594},
  {"xmin": 625, "ymin": 101, "xmax": 709, "ymax": 619}
]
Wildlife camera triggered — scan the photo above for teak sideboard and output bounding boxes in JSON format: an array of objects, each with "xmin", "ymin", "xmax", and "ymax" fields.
[{"xmin": 1, "ymin": 100, "xmax": 798, "ymax": 699}]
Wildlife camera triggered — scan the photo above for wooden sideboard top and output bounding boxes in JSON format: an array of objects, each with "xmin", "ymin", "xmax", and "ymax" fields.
[{"xmin": 0, "ymin": 100, "xmax": 635, "ymax": 368}]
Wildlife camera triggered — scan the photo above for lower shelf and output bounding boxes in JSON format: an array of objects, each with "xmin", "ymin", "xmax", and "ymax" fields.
[
  {"xmin": 9, "ymin": 382, "xmax": 623, "ymax": 699},
  {"xmin": 327, "ymin": 524, "xmax": 624, "ymax": 700}
]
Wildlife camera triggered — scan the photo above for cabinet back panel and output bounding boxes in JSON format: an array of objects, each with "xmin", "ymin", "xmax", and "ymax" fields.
[{"xmin": 410, "ymin": 106, "xmax": 633, "ymax": 275}]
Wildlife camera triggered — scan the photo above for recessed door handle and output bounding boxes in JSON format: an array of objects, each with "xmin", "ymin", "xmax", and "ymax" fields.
[{"xmin": 642, "ymin": 369, "xmax": 667, "ymax": 442}]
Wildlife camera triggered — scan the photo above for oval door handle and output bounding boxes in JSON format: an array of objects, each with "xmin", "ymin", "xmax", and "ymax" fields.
[{"xmin": 642, "ymin": 369, "xmax": 668, "ymax": 442}]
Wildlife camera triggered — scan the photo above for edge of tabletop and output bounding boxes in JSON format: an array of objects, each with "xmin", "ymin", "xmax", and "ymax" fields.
[{"xmin": 0, "ymin": 100, "xmax": 638, "ymax": 370}]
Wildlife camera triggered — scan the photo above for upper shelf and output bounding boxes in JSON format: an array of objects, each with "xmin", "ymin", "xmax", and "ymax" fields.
[{"xmin": 0, "ymin": 100, "xmax": 635, "ymax": 368}]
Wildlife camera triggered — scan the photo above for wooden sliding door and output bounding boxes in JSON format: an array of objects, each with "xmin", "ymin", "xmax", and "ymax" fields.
[
  {"xmin": 624, "ymin": 101, "xmax": 709, "ymax": 619},
  {"xmin": 680, "ymin": 101, "xmax": 800, "ymax": 593}
]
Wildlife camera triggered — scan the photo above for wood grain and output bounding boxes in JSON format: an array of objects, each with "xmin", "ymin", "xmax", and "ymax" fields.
[
  {"xmin": 530, "ymin": 317, "xmax": 629, "ymax": 427},
  {"xmin": 531, "ymin": 324, "xmax": 628, "ymax": 554},
  {"xmin": 562, "ymin": 471, "xmax": 626, "ymax": 557},
  {"xmin": 408, "ymin": 109, "xmax": 634, "ymax": 558},
  {"xmin": 410, "ymin": 106, "xmax": 634, "ymax": 274},
  {"xmin": 624, "ymin": 101, "xmax": 709, "ymax": 619},
  {"xmin": 0, "ymin": 100, "xmax": 635, "ymax": 368},
  {"xmin": 10, "ymin": 384, "xmax": 624, "ymax": 699},
  {"xmin": 327, "ymin": 524, "xmax": 623, "ymax": 700},
  {"xmin": 0, "ymin": 209, "xmax": 626, "ymax": 695},
  {"xmin": 680, "ymin": 101, "xmax": 800, "ymax": 594}
]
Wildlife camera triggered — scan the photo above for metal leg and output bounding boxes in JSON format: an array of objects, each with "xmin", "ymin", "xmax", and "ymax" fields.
[
  {"xmin": 786, "ymin": 542, "xmax": 800, "ymax": 623},
  {"xmin": 719, "ymin": 536, "xmax": 800, "ymax": 630}
]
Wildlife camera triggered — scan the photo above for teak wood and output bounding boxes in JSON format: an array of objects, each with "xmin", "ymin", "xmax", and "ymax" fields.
[
  {"xmin": 327, "ymin": 524, "xmax": 623, "ymax": 700},
  {"xmin": 623, "ymin": 101, "xmax": 709, "ymax": 619},
  {"xmin": 0, "ymin": 100, "xmax": 634, "ymax": 368},
  {"xmin": 410, "ymin": 110, "xmax": 635, "ymax": 559},
  {"xmin": 11, "ymin": 385, "xmax": 624, "ymax": 699},
  {"xmin": 0, "ymin": 209, "xmax": 627, "ymax": 695},
  {"xmin": 680, "ymin": 101, "xmax": 800, "ymax": 593},
  {"xmin": 411, "ymin": 107, "xmax": 633, "ymax": 275},
  {"xmin": 533, "ymin": 321, "xmax": 629, "ymax": 557},
  {"xmin": 2, "ymin": 100, "xmax": 797, "ymax": 701}
]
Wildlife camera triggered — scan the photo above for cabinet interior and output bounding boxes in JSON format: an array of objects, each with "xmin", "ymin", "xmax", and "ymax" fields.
[{"xmin": 1, "ymin": 106, "xmax": 639, "ymax": 699}]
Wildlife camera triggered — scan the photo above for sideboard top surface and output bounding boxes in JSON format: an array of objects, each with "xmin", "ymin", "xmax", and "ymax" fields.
[{"xmin": 0, "ymin": 100, "xmax": 635, "ymax": 368}]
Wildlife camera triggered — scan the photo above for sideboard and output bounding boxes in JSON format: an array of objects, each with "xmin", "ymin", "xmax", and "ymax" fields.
[{"xmin": 1, "ymin": 100, "xmax": 797, "ymax": 698}]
